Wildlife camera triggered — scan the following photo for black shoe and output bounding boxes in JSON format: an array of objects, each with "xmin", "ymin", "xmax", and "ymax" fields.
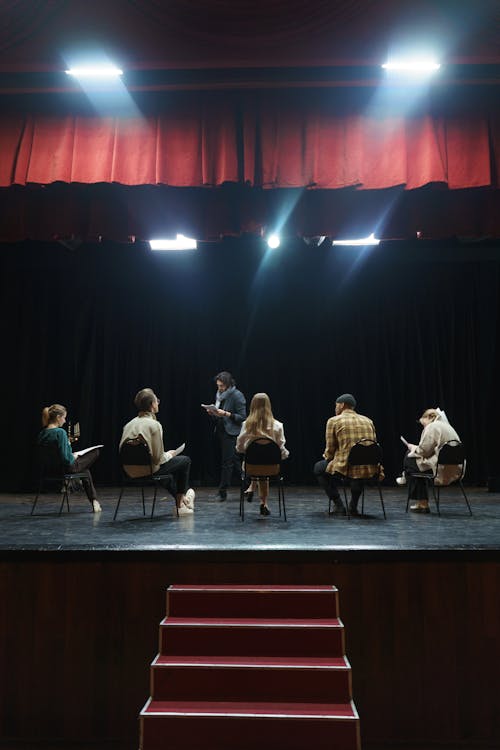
[
  {"xmin": 244, "ymin": 490, "xmax": 254, "ymax": 503},
  {"xmin": 217, "ymin": 490, "xmax": 227, "ymax": 501},
  {"xmin": 260, "ymin": 504, "xmax": 270, "ymax": 516},
  {"xmin": 348, "ymin": 505, "xmax": 360, "ymax": 517},
  {"xmin": 329, "ymin": 503, "xmax": 347, "ymax": 516}
]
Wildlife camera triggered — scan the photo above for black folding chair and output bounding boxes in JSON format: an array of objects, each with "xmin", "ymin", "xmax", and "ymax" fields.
[
  {"xmin": 113, "ymin": 438, "xmax": 176, "ymax": 520},
  {"xmin": 240, "ymin": 439, "xmax": 287, "ymax": 521},
  {"xmin": 32, "ymin": 443, "xmax": 89, "ymax": 515},
  {"xmin": 340, "ymin": 438, "xmax": 386, "ymax": 519},
  {"xmin": 405, "ymin": 440, "xmax": 471, "ymax": 515}
]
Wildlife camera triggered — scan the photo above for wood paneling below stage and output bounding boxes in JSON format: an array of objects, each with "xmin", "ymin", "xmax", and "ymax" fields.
[{"xmin": 0, "ymin": 557, "xmax": 499, "ymax": 748}]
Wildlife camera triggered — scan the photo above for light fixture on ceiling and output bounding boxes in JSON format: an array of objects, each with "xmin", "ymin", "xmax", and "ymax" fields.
[{"xmin": 149, "ymin": 235, "xmax": 197, "ymax": 251}]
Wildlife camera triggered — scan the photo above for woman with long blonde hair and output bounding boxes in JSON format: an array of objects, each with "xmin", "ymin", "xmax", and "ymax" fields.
[{"xmin": 236, "ymin": 393, "xmax": 289, "ymax": 516}]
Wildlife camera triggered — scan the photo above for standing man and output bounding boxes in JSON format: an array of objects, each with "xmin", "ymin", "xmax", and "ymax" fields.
[
  {"xmin": 203, "ymin": 371, "xmax": 246, "ymax": 501},
  {"xmin": 314, "ymin": 393, "xmax": 382, "ymax": 516}
]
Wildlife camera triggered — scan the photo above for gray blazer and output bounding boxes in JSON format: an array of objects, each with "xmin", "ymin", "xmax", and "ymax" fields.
[{"xmin": 217, "ymin": 387, "xmax": 246, "ymax": 436}]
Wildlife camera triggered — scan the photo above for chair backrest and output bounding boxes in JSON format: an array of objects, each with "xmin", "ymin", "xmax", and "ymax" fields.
[
  {"xmin": 120, "ymin": 438, "xmax": 153, "ymax": 477},
  {"xmin": 347, "ymin": 439, "xmax": 383, "ymax": 468},
  {"xmin": 37, "ymin": 441, "xmax": 66, "ymax": 477},
  {"xmin": 244, "ymin": 438, "xmax": 281, "ymax": 477},
  {"xmin": 437, "ymin": 440, "xmax": 465, "ymax": 466}
]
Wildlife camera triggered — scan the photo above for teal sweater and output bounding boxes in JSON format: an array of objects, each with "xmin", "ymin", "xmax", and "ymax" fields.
[{"xmin": 37, "ymin": 427, "xmax": 75, "ymax": 466}]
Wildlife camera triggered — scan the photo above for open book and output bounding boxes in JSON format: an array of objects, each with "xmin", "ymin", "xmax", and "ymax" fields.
[
  {"xmin": 201, "ymin": 403, "xmax": 219, "ymax": 415},
  {"xmin": 73, "ymin": 444, "xmax": 103, "ymax": 458}
]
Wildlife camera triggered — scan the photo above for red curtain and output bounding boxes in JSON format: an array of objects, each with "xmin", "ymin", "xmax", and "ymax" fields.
[{"xmin": 1, "ymin": 95, "xmax": 498, "ymax": 190}]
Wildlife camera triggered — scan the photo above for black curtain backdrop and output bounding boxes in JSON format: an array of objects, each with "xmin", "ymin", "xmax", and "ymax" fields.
[{"xmin": 1, "ymin": 237, "xmax": 499, "ymax": 492}]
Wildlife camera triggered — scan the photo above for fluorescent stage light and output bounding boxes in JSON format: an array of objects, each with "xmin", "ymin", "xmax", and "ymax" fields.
[
  {"xmin": 149, "ymin": 235, "xmax": 197, "ymax": 251},
  {"xmin": 65, "ymin": 65, "xmax": 123, "ymax": 79},
  {"xmin": 382, "ymin": 59, "xmax": 441, "ymax": 73},
  {"xmin": 332, "ymin": 233, "xmax": 380, "ymax": 246}
]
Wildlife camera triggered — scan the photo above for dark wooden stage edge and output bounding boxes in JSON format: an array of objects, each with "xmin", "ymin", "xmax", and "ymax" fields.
[{"xmin": 0, "ymin": 488, "xmax": 499, "ymax": 749}]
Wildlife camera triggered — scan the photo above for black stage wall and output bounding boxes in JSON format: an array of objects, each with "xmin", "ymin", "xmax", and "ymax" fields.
[{"xmin": 1, "ymin": 237, "xmax": 499, "ymax": 489}]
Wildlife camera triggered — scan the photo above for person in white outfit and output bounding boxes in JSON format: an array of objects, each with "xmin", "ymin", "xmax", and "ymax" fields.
[
  {"xmin": 236, "ymin": 392, "xmax": 289, "ymax": 516},
  {"xmin": 398, "ymin": 407, "xmax": 463, "ymax": 513}
]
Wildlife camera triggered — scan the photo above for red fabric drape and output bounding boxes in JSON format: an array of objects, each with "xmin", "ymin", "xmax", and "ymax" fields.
[{"xmin": 0, "ymin": 96, "xmax": 498, "ymax": 190}]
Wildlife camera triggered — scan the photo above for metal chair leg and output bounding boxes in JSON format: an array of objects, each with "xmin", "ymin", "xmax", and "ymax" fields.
[
  {"xmin": 459, "ymin": 481, "xmax": 473, "ymax": 515},
  {"xmin": 113, "ymin": 486, "xmax": 125, "ymax": 521}
]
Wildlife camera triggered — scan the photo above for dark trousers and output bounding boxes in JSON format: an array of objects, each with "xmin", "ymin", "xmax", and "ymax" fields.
[
  {"xmin": 153, "ymin": 455, "xmax": 191, "ymax": 497},
  {"xmin": 70, "ymin": 447, "xmax": 100, "ymax": 503},
  {"xmin": 313, "ymin": 459, "xmax": 364, "ymax": 508},
  {"xmin": 218, "ymin": 429, "xmax": 241, "ymax": 491},
  {"xmin": 404, "ymin": 455, "xmax": 432, "ymax": 500}
]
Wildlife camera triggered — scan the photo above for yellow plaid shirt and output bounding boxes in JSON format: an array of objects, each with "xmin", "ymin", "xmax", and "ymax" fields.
[{"xmin": 324, "ymin": 409, "xmax": 383, "ymax": 478}]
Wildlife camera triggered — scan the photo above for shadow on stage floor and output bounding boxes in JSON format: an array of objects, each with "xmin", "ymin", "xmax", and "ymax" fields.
[{"xmin": 1, "ymin": 485, "xmax": 499, "ymax": 559}]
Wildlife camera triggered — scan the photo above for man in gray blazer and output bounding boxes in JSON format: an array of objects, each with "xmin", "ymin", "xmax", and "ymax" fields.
[{"xmin": 203, "ymin": 371, "xmax": 246, "ymax": 500}]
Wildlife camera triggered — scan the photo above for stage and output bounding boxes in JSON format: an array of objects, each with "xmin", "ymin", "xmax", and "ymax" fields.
[
  {"xmin": 1, "ymin": 485, "xmax": 498, "ymax": 559},
  {"xmin": 1, "ymin": 487, "xmax": 499, "ymax": 750}
]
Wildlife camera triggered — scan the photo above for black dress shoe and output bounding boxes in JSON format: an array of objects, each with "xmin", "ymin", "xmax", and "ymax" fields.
[
  {"xmin": 260, "ymin": 504, "xmax": 270, "ymax": 516},
  {"xmin": 211, "ymin": 490, "xmax": 227, "ymax": 501},
  {"xmin": 244, "ymin": 490, "xmax": 254, "ymax": 503},
  {"xmin": 348, "ymin": 505, "xmax": 360, "ymax": 517},
  {"xmin": 329, "ymin": 503, "xmax": 347, "ymax": 516}
]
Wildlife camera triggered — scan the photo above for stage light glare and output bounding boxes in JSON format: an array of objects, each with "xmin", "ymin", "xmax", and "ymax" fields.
[
  {"xmin": 267, "ymin": 234, "xmax": 280, "ymax": 249},
  {"xmin": 382, "ymin": 59, "xmax": 440, "ymax": 73},
  {"xmin": 65, "ymin": 65, "xmax": 123, "ymax": 78},
  {"xmin": 332, "ymin": 233, "xmax": 380, "ymax": 247},
  {"xmin": 149, "ymin": 235, "xmax": 197, "ymax": 251}
]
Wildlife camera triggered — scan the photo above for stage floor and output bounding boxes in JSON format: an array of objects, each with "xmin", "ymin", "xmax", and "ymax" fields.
[{"xmin": 1, "ymin": 486, "xmax": 499, "ymax": 558}]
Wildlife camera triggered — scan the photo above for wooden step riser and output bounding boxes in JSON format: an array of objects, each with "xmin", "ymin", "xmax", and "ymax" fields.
[
  {"xmin": 151, "ymin": 664, "xmax": 352, "ymax": 703},
  {"xmin": 167, "ymin": 589, "xmax": 339, "ymax": 619},
  {"xmin": 140, "ymin": 714, "xmax": 360, "ymax": 750},
  {"xmin": 160, "ymin": 625, "xmax": 345, "ymax": 657}
]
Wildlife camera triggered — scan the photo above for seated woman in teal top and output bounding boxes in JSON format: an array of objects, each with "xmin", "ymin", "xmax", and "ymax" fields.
[{"xmin": 37, "ymin": 403, "xmax": 102, "ymax": 512}]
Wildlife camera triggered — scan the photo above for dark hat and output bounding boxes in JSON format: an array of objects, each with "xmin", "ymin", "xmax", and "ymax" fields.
[{"xmin": 336, "ymin": 393, "xmax": 356, "ymax": 408}]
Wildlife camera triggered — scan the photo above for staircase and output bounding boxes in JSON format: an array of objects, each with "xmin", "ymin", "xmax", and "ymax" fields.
[{"xmin": 140, "ymin": 584, "xmax": 361, "ymax": 750}]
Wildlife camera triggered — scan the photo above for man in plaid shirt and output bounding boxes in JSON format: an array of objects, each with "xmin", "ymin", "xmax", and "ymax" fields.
[{"xmin": 314, "ymin": 393, "xmax": 382, "ymax": 516}]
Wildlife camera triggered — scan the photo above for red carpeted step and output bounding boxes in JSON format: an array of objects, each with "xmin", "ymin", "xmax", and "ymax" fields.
[
  {"xmin": 167, "ymin": 584, "xmax": 339, "ymax": 619},
  {"xmin": 151, "ymin": 654, "xmax": 352, "ymax": 703},
  {"xmin": 140, "ymin": 698, "xmax": 360, "ymax": 750},
  {"xmin": 159, "ymin": 616, "xmax": 345, "ymax": 657}
]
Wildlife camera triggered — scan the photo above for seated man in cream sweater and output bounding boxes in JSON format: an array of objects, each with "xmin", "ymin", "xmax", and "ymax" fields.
[{"xmin": 119, "ymin": 388, "xmax": 194, "ymax": 515}]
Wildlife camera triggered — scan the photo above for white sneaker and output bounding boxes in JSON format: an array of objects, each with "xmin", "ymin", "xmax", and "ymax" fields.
[
  {"xmin": 92, "ymin": 499, "xmax": 102, "ymax": 512},
  {"xmin": 183, "ymin": 488, "xmax": 195, "ymax": 509},
  {"xmin": 176, "ymin": 505, "xmax": 193, "ymax": 516},
  {"xmin": 396, "ymin": 475, "xmax": 407, "ymax": 486}
]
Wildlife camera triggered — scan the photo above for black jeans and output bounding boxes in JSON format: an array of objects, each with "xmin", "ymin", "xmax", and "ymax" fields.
[
  {"xmin": 313, "ymin": 459, "xmax": 364, "ymax": 509},
  {"xmin": 70, "ymin": 447, "xmax": 100, "ymax": 503},
  {"xmin": 153, "ymin": 455, "xmax": 191, "ymax": 497},
  {"xmin": 404, "ymin": 455, "xmax": 433, "ymax": 500},
  {"xmin": 217, "ymin": 428, "xmax": 241, "ymax": 491}
]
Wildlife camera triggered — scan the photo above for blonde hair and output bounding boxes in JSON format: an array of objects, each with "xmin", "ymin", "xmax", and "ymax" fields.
[
  {"xmin": 245, "ymin": 393, "xmax": 274, "ymax": 438},
  {"xmin": 41, "ymin": 404, "xmax": 67, "ymax": 427}
]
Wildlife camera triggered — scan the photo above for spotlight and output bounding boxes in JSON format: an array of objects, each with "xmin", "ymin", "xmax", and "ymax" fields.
[
  {"xmin": 266, "ymin": 234, "xmax": 281, "ymax": 249},
  {"xmin": 149, "ymin": 235, "xmax": 197, "ymax": 251},
  {"xmin": 332, "ymin": 233, "xmax": 380, "ymax": 246}
]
